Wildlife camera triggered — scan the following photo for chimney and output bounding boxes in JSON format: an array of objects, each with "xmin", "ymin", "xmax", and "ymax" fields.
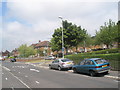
[{"xmin": 39, "ymin": 40, "xmax": 41, "ymax": 43}]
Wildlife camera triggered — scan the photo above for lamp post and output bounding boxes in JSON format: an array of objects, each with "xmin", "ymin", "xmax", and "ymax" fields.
[{"xmin": 58, "ymin": 16, "xmax": 64, "ymax": 58}]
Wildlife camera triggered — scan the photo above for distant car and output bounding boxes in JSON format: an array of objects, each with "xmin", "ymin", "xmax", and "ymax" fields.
[
  {"xmin": 45, "ymin": 56, "xmax": 56, "ymax": 60},
  {"xmin": 49, "ymin": 58, "xmax": 74, "ymax": 70},
  {"xmin": 0, "ymin": 56, "xmax": 5, "ymax": 61},
  {"xmin": 72, "ymin": 58, "xmax": 110, "ymax": 76},
  {"xmin": 10, "ymin": 58, "xmax": 16, "ymax": 62}
]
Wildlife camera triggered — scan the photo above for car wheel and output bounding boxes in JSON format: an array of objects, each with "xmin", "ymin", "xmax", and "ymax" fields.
[
  {"xmin": 73, "ymin": 68, "xmax": 77, "ymax": 73},
  {"xmin": 58, "ymin": 66, "xmax": 62, "ymax": 71},
  {"xmin": 89, "ymin": 71, "xmax": 96, "ymax": 77},
  {"xmin": 49, "ymin": 65, "xmax": 52, "ymax": 69}
]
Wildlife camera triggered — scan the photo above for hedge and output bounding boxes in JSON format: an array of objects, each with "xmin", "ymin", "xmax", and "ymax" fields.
[{"xmin": 65, "ymin": 53, "xmax": 120, "ymax": 71}]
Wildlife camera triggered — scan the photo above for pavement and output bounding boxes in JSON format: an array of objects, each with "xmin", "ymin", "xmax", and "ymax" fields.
[{"xmin": 25, "ymin": 60, "xmax": 120, "ymax": 81}]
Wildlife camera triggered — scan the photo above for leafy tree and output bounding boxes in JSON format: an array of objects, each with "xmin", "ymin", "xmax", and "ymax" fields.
[
  {"xmin": 51, "ymin": 20, "xmax": 87, "ymax": 53},
  {"xmin": 18, "ymin": 44, "xmax": 36, "ymax": 57},
  {"xmin": 117, "ymin": 21, "xmax": 120, "ymax": 48},
  {"xmin": 36, "ymin": 49, "xmax": 44, "ymax": 56},
  {"xmin": 95, "ymin": 19, "xmax": 118, "ymax": 48}
]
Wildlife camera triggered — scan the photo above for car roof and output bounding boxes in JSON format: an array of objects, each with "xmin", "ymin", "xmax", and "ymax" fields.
[{"xmin": 85, "ymin": 58, "xmax": 101, "ymax": 61}]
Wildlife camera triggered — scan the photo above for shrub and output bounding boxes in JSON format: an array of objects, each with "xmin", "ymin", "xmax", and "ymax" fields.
[{"xmin": 65, "ymin": 53, "xmax": 120, "ymax": 71}]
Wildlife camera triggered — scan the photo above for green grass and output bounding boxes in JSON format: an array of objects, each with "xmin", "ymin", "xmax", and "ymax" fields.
[{"xmin": 26, "ymin": 60, "xmax": 53, "ymax": 63}]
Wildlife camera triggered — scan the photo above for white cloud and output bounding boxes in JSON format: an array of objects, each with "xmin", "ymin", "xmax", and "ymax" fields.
[{"xmin": 2, "ymin": 1, "xmax": 118, "ymax": 51}]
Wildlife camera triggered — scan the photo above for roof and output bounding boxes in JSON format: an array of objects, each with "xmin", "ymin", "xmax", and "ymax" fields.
[{"xmin": 35, "ymin": 41, "xmax": 50, "ymax": 48}]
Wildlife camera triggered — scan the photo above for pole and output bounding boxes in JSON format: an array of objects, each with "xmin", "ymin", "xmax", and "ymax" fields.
[
  {"xmin": 62, "ymin": 22, "xmax": 64, "ymax": 58},
  {"xmin": 59, "ymin": 16, "xmax": 64, "ymax": 58}
]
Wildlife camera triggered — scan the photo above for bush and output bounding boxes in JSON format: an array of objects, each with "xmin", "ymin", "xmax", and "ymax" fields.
[
  {"xmin": 65, "ymin": 53, "xmax": 120, "ymax": 71},
  {"xmin": 88, "ymin": 48, "xmax": 119, "ymax": 54}
]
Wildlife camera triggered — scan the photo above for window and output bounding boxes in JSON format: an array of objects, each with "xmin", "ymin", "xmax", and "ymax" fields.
[
  {"xmin": 54, "ymin": 60, "xmax": 59, "ymax": 63},
  {"xmin": 61, "ymin": 59, "xmax": 71, "ymax": 62},
  {"xmin": 80, "ymin": 60, "xmax": 86, "ymax": 65},
  {"xmin": 84, "ymin": 60, "xmax": 95, "ymax": 65},
  {"xmin": 84, "ymin": 60, "xmax": 91, "ymax": 65},
  {"xmin": 95, "ymin": 59, "xmax": 107, "ymax": 64}
]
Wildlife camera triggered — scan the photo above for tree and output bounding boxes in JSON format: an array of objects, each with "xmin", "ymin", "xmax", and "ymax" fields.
[
  {"xmin": 95, "ymin": 19, "xmax": 118, "ymax": 48},
  {"xmin": 51, "ymin": 20, "xmax": 87, "ymax": 54},
  {"xmin": 18, "ymin": 44, "xmax": 36, "ymax": 58}
]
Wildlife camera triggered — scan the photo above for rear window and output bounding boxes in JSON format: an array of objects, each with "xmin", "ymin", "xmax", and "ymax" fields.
[
  {"xmin": 95, "ymin": 59, "xmax": 108, "ymax": 64},
  {"xmin": 61, "ymin": 59, "xmax": 71, "ymax": 62}
]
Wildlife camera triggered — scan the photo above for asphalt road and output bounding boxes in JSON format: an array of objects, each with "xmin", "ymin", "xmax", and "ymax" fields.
[{"xmin": 1, "ymin": 60, "xmax": 119, "ymax": 89}]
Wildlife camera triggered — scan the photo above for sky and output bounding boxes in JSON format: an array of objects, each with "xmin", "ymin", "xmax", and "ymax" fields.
[{"xmin": 0, "ymin": 0, "xmax": 119, "ymax": 51}]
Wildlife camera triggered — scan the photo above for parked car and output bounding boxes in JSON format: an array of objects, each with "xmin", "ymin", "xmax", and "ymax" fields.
[
  {"xmin": 72, "ymin": 58, "xmax": 110, "ymax": 76},
  {"xmin": 45, "ymin": 56, "xmax": 56, "ymax": 60},
  {"xmin": 49, "ymin": 58, "xmax": 74, "ymax": 70}
]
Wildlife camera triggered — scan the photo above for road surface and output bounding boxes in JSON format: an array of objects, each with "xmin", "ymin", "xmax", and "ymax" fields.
[{"xmin": 1, "ymin": 60, "xmax": 119, "ymax": 89}]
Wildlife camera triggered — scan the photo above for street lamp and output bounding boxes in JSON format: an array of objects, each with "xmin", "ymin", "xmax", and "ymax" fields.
[{"xmin": 58, "ymin": 16, "xmax": 64, "ymax": 58}]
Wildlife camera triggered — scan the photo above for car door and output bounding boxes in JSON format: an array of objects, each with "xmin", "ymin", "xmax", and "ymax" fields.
[
  {"xmin": 82, "ymin": 60, "xmax": 95, "ymax": 74},
  {"xmin": 51, "ymin": 61, "xmax": 55, "ymax": 68},
  {"xmin": 54, "ymin": 60, "xmax": 59, "ymax": 69},
  {"xmin": 77, "ymin": 60, "xmax": 86, "ymax": 73}
]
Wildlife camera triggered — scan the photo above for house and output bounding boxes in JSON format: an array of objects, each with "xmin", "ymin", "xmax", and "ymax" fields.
[
  {"xmin": 31, "ymin": 40, "xmax": 52, "ymax": 56},
  {"xmin": 2, "ymin": 50, "xmax": 10, "ymax": 57},
  {"xmin": 11, "ymin": 49, "xmax": 19, "ymax": 57}
]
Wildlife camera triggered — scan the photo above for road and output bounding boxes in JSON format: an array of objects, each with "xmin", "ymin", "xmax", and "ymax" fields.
[{"xmin": 1, "ymin": 60, "xmax": 119, "ymax": 89}]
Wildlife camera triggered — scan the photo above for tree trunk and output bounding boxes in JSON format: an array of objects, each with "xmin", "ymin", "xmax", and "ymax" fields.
[
  {"xmin": 106, "ymin": 44, "xmax": 109, "ymax": 49},
  {"xmin": 76, "ymin": 47, "xmax": 78, "ymax": 52}
]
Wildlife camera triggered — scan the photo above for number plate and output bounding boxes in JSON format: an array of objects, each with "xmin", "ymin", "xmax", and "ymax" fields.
[
  {"xmin": 67, "ymin": 62, "xmax": 72, "ymax": 64},
  {"xmin": 102, "ymin": 65, "xmax": 107, "ymax": 67}
]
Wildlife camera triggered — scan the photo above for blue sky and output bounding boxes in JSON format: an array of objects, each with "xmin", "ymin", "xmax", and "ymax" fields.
[{"xmin": 1, "ymin": 0, "xmax": 119, "ymax": 51}]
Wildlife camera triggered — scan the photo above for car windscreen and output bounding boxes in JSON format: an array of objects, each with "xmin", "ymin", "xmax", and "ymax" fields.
[
  {"xmin": 61, "ymin": 59, "xmax": 71, "ymax": 62},
  {"xmin": 95, "ymin": 59, "xmax": 108, "ymax": 64}
]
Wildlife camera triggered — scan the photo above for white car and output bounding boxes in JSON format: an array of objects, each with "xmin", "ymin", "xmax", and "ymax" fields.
[
  {"xmin": 0, "ymin": 56, "xmax": 5, "ymax": 61},
  {"xmin": 45, "ymin": 56, "xmax": 56, "ymax": 60},
  {"xmin": 49, "ymin": 58, "xmax": 74, "ymax": 70}
]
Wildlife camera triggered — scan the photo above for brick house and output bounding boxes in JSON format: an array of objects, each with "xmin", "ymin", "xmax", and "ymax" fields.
[
  {"xmin": 31, "ymin": 40, "xmax": 52, "ymax": 56},
  {"xmin": 2, "ymin": 50, "xmax": 10, "ymax": 57},
  {"xmin": 11, "ymin": 49, "xmax": 20, "ymax": 57}
]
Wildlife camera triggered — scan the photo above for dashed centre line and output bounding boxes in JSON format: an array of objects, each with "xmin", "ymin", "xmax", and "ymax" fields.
[
  {"xmin": 35, "ymin": 81, "xmax": 40, "ymax": 84},
  {"xmin": 30, "ymin": 69, "xmax": 40, "ymax": 72},
  {"xmin": 5, "ymin": 78, "xmax": 8, "ymax": 80}
]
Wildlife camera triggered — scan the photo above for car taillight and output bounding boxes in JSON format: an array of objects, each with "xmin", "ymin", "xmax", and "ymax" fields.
[
  {"xmin": 95, "ymin": 66, "xmax": 102, "ymax": 68},
  {"xmin": 61, "ymin": 63, "xmax": 65, "ymax": 65},
  {"xmin": 107, "ymin": 64, "xmax": 110, "ymax": 66}
]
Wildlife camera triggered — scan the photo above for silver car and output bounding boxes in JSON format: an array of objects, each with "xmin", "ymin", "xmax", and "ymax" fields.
[{"xmin": 49, "ymin": 58, "xmax": 74, "ymax": 70}]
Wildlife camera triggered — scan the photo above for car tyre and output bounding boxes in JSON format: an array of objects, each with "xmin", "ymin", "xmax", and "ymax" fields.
[
  {"xmin": 49, "ymin": 65, "xmax": 52, "ymax": 69},
  {"xmin": 58, "ymin": 66, "xmax": 62, "ymax": 71},
  {"xmin": 89, "ymin": 70, "xmax": 96, "ymax": 77},
  {"xmin": 73, "ymin": 68, "xmax": 77, "ymax": 73}
]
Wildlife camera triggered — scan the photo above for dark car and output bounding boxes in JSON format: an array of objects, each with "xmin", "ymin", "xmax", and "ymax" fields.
[
  {"xmin": 10, "ymin": 58, "xmax": 16, "ymax": 62},
  {"xmin": 72, "ymin": 58, "xmax": 110, "ymax": 76}
]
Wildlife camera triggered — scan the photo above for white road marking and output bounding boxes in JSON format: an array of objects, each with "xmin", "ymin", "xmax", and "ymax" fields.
[
  {"xmin": 35, "ymin": 81, "xmax": 40, "ymax": 84},
  {"xmin": 25, "ymin": 75, "xmax": 28, "ymax": 77},
  {"xmin": 2, "ymin": 73, "xmax": 4, "ymax": 74},
  {"xmin": 30, "ymin": 69, "xmax": 40, "ymax": 72},
  {"xmin": 18, "ymin": 72, "xmax": 20, "ymax": 73},
  {"xmin": 11, "ymin": 87, "xmax": 14, "ymax": 90},
  {"xmin": 2, "ymin": 66, "xmax": 10, "ymax": 71},
  {"xmin": 8, "ymin": 71, "xmax": 32, "ymax": 90},
  {"xmin": 5, "ymin": 78, "xmax": 8, "ymax": 80}
]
